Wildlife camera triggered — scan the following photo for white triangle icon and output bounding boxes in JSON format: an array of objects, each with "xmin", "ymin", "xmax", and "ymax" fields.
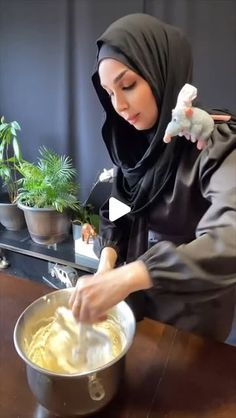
[{"xmin": 109, "ymin": 197, "xmax": 131, "ymax": 221}]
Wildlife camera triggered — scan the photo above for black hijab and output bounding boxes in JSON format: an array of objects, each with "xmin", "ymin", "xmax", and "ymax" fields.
[
  {"xmin": 92, "ymin": 13, "xmax": 193, "ymax": 214},
  {"xmin": 93, "ymin": 14, "xmax": 192, "ymax": 213}
]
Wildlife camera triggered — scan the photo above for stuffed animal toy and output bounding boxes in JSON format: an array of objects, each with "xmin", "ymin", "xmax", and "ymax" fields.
[{"xmin": 163, "ymin": 84, "xmax": 214, "ymax": 150}]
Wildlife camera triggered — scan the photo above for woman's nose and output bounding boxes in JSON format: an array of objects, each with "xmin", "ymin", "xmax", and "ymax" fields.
[{"xmin": 113, "ymin": 93, "xmax": 128, "ymax": 113}]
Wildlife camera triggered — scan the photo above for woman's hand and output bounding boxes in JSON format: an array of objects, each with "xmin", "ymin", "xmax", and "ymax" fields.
[
  {"xmin": 69, "ymin": 260, "xmax": 152, "ymax": 323},
  {"xmin": 164, "ymin": 114, "xmax": 231, "ymax": 150}
]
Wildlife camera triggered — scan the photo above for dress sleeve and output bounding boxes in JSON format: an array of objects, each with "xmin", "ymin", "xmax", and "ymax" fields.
[
  {"xmin": 93, "ymin": 198, "xmax": 131, "ymax": 264},
  {"xmin": 139, "ymin": 124, "xmax": 236, "ymax": 293}
]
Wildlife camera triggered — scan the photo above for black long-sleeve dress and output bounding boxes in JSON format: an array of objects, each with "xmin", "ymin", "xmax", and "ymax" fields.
[
  {"xmin": 92, "ymin": 13, "xmax": 236, "ymax": 341},
  {"xmin": 96, "ymin": 120, "xmax": 236, "ymax": 341}
]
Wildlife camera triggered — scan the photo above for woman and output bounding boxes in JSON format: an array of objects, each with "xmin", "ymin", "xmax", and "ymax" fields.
[{"xmin": 70, "ymin": 14, "xmax": 236, "ymax": 341}]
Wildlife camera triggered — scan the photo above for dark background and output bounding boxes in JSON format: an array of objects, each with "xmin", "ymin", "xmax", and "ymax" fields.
[{"xmin": 0, "ymin": 0, "xmax": 235, "ymax": 201}]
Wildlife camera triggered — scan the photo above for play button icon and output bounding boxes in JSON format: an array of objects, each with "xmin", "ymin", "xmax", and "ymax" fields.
[{"xmin": 109, "ymin": 197, "xmax": 131, "ymax": 221}]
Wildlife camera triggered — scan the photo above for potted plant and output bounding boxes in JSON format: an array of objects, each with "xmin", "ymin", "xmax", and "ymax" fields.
[
  {"xmin": 0, "ymin": 116, "xmax": 26, "ymax": 230},
  {"xmin": 17, "ymin": 146, "xmax": 80, "ymax": 245}
]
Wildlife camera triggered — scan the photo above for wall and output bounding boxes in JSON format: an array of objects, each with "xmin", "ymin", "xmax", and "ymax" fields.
[{"xmin": 0, "ymin": 0, "xmax": 235, "ymax": 201}]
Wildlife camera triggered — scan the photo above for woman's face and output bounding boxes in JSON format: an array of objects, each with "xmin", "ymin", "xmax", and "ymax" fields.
[{"xmin": 99, "ymin": 59, "xmax": 158, "ymax": 130}]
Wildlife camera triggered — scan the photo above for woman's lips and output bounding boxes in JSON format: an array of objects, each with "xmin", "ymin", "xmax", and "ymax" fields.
[{"xmin": 127, "ymin": 114, "xmax": 140, "ymax": 124}]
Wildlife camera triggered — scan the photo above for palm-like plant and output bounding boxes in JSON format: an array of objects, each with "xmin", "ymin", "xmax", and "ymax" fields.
[
  {"xmin": 17, "ymin": 146, "xmax": 80, "ymax": 212},
  {"xmin": 72, "ymin": 204, "xmax": 99, "ymax": 231},
  {"xmin": 72, "ymin": 204, "xmax": 94, "ymax": 224},
  {"xmin": 0, "ymin": 116, "xmax": 22, "ymax": 202}
]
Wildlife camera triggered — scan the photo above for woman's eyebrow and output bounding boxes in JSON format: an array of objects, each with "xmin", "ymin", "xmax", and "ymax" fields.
[
  {"xmin": 101, "ymin": 69, "xmax": 129, "ymax": 89},
  {"xmin": 113, "ymin": 69, "xmax": 129, "ymax": 84}
]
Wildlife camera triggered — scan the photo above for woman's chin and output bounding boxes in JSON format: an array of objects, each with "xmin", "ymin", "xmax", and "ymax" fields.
[{"xmin": 133, "ymin": 122, "xmax": 153, "ymax": 130}]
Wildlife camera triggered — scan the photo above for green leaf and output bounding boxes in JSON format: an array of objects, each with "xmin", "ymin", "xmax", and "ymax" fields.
[
  {"xmin": 11, "ymin": 121, "xmax": 21, "ymax": 131},
  {"xmin": 0, "ymin": 123, "xmax": 8, "ymax": 132},
  {"xmin": 12, "ymin": 137, "xmax": 21, "ymax": 160},
  {"xmin": 10, "ymin": 127, "xmax": 16, "ymax": 136},
  {"xmin": 17, "ymin": 146, "xmax": 79, "ymax": 212},
  {"xmin": 0, "ymin": 117, "xmax": 23, "ymax": 200}
]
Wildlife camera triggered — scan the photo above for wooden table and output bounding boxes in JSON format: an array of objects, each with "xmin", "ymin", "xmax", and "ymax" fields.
[{"xmin": 1, "ymin": 272, "xmax": 236, "ymax": 418}]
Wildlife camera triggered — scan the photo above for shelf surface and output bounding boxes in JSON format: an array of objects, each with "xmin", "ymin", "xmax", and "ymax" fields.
[{"xmin": 0, "ymin": 228, "xmax": 98, "ymax": 273}]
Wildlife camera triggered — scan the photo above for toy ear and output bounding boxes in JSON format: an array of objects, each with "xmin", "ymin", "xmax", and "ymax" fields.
[{"xmin": 185, "ymin": 107, "xmax": 193, "ymax": 118}]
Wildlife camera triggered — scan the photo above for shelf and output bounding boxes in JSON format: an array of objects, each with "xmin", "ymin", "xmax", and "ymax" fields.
[{"xmin": 0, "ymin": 228, "xmax": 98, "ymax": 274}]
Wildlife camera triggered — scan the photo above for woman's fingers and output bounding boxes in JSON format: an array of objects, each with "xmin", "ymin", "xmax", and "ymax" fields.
[
  {"xmin": 69, "ymin": 274, "xmax": 108, "ymax": 322},
  {"xmin": 68, "ymin": 266, "xmax": 132, "ymax": 323},
  {"xmin": 71, "ymin": 291, "xmax": 83, "ymax": 319},
  {"xmin": 69, "ymin": 276, "xmax": 89, "ymax": 316},
  {"xmin": 196, "ymin": 139, "xmax": 207, "ymax": 150},
  {"xmin": 164, "ymin": 133, "xmax": 208, "ymax": 150},
  {"xmin": 68, "ymin": 287, "xmax": 77, "ymax": 308}
]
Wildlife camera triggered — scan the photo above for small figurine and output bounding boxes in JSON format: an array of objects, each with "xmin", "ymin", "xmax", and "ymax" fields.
[
  {"xmin": 163, "ymin": 83, "xmax": 214, "ymax": 150},
  {"xmin": 81, "ymin": 223, "xmax": 97, "ymax": 244},
  {"xmin": 0, "ymin": 250, "xmax": 9, "ymax": 269}
]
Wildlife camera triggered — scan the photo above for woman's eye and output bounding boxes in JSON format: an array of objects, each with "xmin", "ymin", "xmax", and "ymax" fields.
[{"xmin": 122, "ymin": 82, "xmax": 136, "ymax": 91}]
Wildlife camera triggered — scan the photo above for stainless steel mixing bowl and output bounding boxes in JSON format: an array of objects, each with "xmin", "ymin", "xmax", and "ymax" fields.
[{"xmin": 14, "ymin": 288, "xmax": 136, "ymax": 416}]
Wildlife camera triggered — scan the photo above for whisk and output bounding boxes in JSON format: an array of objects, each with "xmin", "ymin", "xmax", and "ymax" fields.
[{"xmin": 56, "ymin": 307, "xmax": 113, "ymax": 370}]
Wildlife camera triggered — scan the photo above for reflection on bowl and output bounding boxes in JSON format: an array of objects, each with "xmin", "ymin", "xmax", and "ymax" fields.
[{"xmin": 14, "ymin": 288, "xmax": 136, "ymax": 416}]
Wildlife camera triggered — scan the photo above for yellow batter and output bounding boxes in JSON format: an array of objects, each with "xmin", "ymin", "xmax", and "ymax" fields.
[{"xmin": 24, "ymin": 307, "xmax": 124, "ymax": 374}]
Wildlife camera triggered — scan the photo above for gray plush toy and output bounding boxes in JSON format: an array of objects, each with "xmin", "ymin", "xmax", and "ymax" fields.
[{"xmin": 163, "ymin": 84, "xmax": 215, "ymax": 150}]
